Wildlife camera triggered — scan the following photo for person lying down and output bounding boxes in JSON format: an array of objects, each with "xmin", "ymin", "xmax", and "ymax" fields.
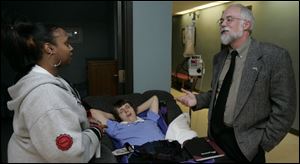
[{"xmin": 89, "ymin": 95, "xmax": 198, "ymax": 147}]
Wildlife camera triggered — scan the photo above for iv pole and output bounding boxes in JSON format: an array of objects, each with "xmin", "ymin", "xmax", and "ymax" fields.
[{"xmin": 188, "ymin": 12, "xmax": 196, "ymax": 127}]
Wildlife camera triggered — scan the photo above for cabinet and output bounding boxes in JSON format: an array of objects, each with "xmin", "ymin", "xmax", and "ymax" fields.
[{"xmin": 87, "ymin": 60, "xmax": 118, "ymax": 96}]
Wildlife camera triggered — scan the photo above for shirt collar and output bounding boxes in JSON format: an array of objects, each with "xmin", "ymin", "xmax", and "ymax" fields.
[
  {"xmin": 120, "ymin": 116, "xmax": 144, "ymax": 124},
  {"xmin": 236, "ymin": 37, "xmax": 251, "ymax": 56},
  {"xmin": 229, "ymin": 37, "xmax": 252, "ymax": 58}
]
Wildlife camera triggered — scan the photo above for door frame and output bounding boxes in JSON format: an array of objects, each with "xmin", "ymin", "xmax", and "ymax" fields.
[{"xmin": 115, "ymin": 1, "xmax": 133, "ymax": 94}]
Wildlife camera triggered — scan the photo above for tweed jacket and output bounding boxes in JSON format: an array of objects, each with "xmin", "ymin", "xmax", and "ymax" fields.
[{"xmin": 193, "ymin": 39, "xmax": 297, "ymax": 161}]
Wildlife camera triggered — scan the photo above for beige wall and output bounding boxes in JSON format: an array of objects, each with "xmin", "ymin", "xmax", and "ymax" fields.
[{"xmin": 172, "ymin": 1, "xmax": 299, "ymax": 130}]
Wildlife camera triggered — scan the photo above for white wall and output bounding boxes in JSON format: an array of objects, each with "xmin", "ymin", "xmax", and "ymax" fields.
[{"xmin": 133, "ymin": 1, "xmax": 172, "ymax": 93}]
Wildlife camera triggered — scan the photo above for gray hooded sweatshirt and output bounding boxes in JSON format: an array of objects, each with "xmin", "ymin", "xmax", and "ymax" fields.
[{"xmin": 7, "ymin": 65, "xmax": 100, "ymax": 162}]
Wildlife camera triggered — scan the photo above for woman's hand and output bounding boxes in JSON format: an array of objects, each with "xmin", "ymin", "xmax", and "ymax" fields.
[{"xmin": 88, "ymin": 116, "xmax": 107, "ymax": 135}]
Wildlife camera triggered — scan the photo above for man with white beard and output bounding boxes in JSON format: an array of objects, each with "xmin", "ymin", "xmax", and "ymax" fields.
[{"xmin": 176, "ymin": 3, "xmax": 296, "ymax": 163}]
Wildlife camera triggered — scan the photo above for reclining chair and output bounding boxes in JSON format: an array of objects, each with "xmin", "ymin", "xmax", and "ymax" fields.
[{"xmin": 82, "ymin": 90, "xmax": 183, "ymax": 163}]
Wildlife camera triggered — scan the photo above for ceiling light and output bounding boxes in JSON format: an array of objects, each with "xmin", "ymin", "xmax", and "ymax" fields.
[{"xmin": 175, "ymin": 1, "xmax": 231, "ymax": 15}]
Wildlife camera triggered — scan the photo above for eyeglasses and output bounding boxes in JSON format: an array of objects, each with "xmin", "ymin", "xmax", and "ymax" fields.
[{"xmin": 217, "ymin": 16, "xmax": 246, "ymax": 26}]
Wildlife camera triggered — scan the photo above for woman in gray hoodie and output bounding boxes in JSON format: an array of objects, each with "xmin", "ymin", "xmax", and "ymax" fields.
[{"xmin": 1, "ymin": 13, "xmax": 112, "ymax": 162}]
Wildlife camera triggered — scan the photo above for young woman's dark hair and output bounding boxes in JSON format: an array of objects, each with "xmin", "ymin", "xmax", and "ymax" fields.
[
  {"xmin": 112, "ymin": 99, "xmax": 137, "ymax": 122},
  {"xmin": 1, "ymin": 10, "xmax": 60, "ymax": 81}
]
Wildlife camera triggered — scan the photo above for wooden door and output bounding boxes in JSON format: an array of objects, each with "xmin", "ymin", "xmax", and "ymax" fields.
[{"xmin": 87, "ymin": 60, "xmax": 118, "ymax": 96}]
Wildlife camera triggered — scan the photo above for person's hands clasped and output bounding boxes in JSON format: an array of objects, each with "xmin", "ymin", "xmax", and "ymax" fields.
[
  {"xmin": 88, "ymin": 117, "xmax": 107, "ymax": 135},
  {"xmin": 175, "ymin": 88, "xmax": 197, "ymax": 107},
  {"xmin": 89, "ymin": 117, "xmax": 107, "ymax": 128},
  {"xmin": 88, "ymin": 109, "xmax": 108, "ymax": 135}
]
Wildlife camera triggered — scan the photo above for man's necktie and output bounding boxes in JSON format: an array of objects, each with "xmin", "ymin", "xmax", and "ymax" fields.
[{"xmin": 211, "ymin": 50, "xmax": 238, "ymax": 135}]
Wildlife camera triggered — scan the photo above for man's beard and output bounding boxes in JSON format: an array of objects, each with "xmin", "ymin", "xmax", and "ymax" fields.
[{"xmin": 220, "ymin": 25, "xmax": 243, "ymax": 45}]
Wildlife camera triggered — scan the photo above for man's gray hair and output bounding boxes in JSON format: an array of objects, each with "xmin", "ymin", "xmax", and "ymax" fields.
[{"xmin": 231, "ymin": 4, "xmax": 255, "ymax": 32}]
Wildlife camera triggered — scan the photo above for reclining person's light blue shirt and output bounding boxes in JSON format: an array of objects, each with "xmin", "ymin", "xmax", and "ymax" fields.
[{"xmin": 106, "ymin": 110, "xmax": 165, "ymax": 146}]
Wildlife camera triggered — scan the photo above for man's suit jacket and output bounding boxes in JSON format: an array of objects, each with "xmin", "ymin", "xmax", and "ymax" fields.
[{"xmin": 193, "ymin": 39, "xmax": 297, "ymax": 161}]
